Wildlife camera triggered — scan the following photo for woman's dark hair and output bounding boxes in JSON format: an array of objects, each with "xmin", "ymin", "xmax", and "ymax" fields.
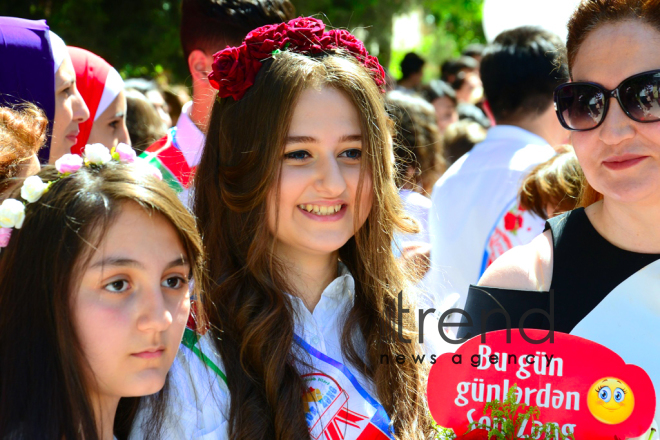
[
  {"xmin": 565, "ymin": 0, "xmax": 660, "ymax": 206},
  {"xmin": 399, "ymin": 52, "xmax": 426, "ymax": 80},
  {"xmin": 386, "ymin": 90, "xmax": 447, "ymax": 192},
  {"xmin": 194, "ymin": 50, "xmax": 431, "ymax": 440},
  {"xmin": 125, "ymin": 88, "xmax": 167, "ymax": 155},
  {"xmin": 420, "ymin": 79, "xmax": 457, "ymax": 106},
  {"xmin": 442, "ymin": 120, "xmax": 486, "ymax": 165},
  {"xmin": 0, "ymin": 163, "xmax": 205, "ymax": 440},
  {"xmin": 567, "ymin": 0, "xmax": 660, "ymax": 72},
  {"xmin": 440, "ymin": 56, "xmax": 478, "ymax": 83},
  {"xmin": 480, "ymin": 26, "xmax": 568, "ymax": 123},
  {"xmin": 180, "ymin": 0, "xmax": 296, "ymax": 60},
  {"xmin": 462, "ymin": 43, "xmax": 485, "ymax": 59}
]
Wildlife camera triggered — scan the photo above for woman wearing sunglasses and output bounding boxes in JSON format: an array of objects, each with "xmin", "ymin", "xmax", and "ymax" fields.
[{"xmin": 463, "ymin": 0, "xmax": 660, "ymax": 433}]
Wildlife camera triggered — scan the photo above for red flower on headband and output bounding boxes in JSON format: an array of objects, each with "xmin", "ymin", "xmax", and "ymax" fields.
[
  {"xmin": 208, "ymin": 16, "xmax": 387, "ymax": 101},
  {"xmin": 208, "ymin": 44, "xmax": 261, "ymax": 100},
  {"xmin": 244, "ymin": 22, "xmax": 289, "ymax": 60},
  {"xmin": 365, "ymin": 55, "xmax": 387, "ymax": 91},
  {"xmin": 321, "ymin": 29, "xmax": 367, "ymax": 57},
  {"xmin": 286, "ymin": 17, "xmax": 326, "ymax": 52}
]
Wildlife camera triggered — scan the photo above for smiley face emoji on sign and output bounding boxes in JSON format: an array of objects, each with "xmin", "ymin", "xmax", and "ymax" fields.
[{"xmin": 587, "ymin": 378, "xmax": 636, "ymax": 424}]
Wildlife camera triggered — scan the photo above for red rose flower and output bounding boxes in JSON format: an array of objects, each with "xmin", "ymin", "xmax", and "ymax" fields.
[
  {"xmin": 320, "ymin": 29, "xmax": 368, "ymax": 57},
  {"xmin": 286, "ymin": 16, "xmax": 326, "ymax": 52},
  {"xmin": 208, "ymin": 44, "xmax": 262, "ymax": 101},
  {"xmin": 244, "ymin": 22, "xmax": 289, "ymax": 60},
  {"xmin": 365, "ymin": 55, "xmax": 387, "ymax": 90}
]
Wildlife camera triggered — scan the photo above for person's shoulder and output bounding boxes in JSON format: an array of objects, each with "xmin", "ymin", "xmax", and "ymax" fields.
[
  {"xmin": 477, "ymin": 229, "xmax": 553, "ymax": 291},
  {"xmin": 431, "ymin": 153, "xmax": 474, "ymax": 195}
]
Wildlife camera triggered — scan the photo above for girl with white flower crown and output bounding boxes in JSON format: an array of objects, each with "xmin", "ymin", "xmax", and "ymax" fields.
[{"xmin": 0, "ymin": 143, "xmax": 207, "ymax": 440}]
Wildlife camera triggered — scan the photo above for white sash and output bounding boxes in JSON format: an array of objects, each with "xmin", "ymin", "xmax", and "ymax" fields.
[{"xmin": 570, "ymin": 259, "xmax": 660, "ymax": 421}]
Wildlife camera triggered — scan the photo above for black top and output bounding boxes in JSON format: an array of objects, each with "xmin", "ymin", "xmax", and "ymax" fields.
[{"xmin": 457, "ymin": 208, "xmax": 660, "ymax": 338}]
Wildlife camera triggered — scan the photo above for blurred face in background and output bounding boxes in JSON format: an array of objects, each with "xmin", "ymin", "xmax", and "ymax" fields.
[
  {"xmin": 432, "ymin": 96, "xmax": 459, "ymax": 134},
  {"xmin": 146, "ymin": 89, "xmax": 172, "ymax": 129},
  {"xmin": 88, "ymin": 90, "xmax": 131, "ymax": 149},
  {"xmin": 455, "ymin": 71, "xmax": 483, "ymax": 105}
]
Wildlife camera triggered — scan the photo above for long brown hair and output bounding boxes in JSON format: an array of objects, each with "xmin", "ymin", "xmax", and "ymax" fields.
[
  {"xmin": 0, "ymin": 163, "xmax": 205, "ymax": 440},
  {"xmin": 194, "ymin": 50, "xmax": 432, "ymax": 439},
  {"xmin": 567, "ymin": 0, "xmax": 660, "ymax": 207}
]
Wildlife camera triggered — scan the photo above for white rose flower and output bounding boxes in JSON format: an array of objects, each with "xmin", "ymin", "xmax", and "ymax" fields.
[
  {"xmin": 84, "ymin": 143, "xmax": 112, "ymax": 165},
  {"xmin": 20, "ymin": 175, "xmax": 48, "ymax": 203},
  {"xmin": 0, "ymin": 199, "xmax": 26, "ymax": 229}
]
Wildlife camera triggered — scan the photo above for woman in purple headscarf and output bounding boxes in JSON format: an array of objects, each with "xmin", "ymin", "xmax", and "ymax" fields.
[{"xmin": 0, "ymin": 17, "xmax": 89, "ymax": 163}]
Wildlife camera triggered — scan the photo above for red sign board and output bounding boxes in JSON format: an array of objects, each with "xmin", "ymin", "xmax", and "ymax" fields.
[{"xmin": 428, "ymin": 330, "xmax": 656, "ymax": 439}]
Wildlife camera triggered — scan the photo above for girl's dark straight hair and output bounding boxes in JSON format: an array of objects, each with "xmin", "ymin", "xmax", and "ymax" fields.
[{"xmin": 0, "ymin": 163, "xmax": 205, "ymax": 440}]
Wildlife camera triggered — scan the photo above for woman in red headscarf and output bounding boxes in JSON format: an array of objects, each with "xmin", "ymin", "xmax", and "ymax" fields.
[{"xmin": 68, "ymin": 46, "xmax": 130, "ymax": 155}]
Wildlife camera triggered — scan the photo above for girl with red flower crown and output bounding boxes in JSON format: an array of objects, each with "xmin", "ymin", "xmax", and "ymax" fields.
[{"xmin": 130, "ymin": 16, "xmax": 444, "ymax": 440}]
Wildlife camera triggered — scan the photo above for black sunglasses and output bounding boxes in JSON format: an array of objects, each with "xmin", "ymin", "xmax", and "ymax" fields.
[{"xmin": 554, "ymin": 69, "xmax": 660, "ymax": 131}]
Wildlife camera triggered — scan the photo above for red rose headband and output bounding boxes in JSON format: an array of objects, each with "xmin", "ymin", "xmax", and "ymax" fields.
[{"xmin": 208, "ymin": 17, "xmax": 386, "ymax": 101}]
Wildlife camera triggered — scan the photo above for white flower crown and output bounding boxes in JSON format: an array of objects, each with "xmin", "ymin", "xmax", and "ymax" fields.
[{"xmin": 0, "ymin": 143, "xmax": 162, "ymax": 252}]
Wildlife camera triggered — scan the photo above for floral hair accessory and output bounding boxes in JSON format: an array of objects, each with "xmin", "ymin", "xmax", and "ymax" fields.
[
  {"xmin": 0, "ymin": 227, "xmax": 12, "ymax": 252},
  {"xmin": 0, "ymin": 144, "xmax": 161, "ymax": 254},
  {"xmin": 85, "ymin": 143, "xmax": 112, "ymax": 165},
  {"xmin": 208, "ymin": 16, "xmax": 387, "ymax": 101},
  {"xmin": 113, "ymin": 143, "xmax": 137, "ymax": 163},
  {"xmin": 55, "ymin": 154, "xmax": 83, "ymax": 174}
]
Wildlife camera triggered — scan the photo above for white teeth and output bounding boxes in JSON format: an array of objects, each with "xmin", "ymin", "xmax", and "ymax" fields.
[{"xmin": 298, "ymin": 204, "xmax": 343, "ymax": 215}]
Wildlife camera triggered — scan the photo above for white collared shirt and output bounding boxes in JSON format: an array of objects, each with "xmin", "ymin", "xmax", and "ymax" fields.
[
  {"xmin": 428, "ymin": 125, "xmax": 556, "ymax": 315},
  {"xmin": 130, "ymin": 264, "xmax": 450, "ymax": 439}
]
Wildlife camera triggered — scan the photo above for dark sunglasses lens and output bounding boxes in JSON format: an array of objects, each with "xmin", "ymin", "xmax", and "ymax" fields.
[
  {"xmin": 556, "ymin": 84, "xmax": 606, "ymax": 130},
  {"xmin": 619, "ymin": 72, "xmax": 660, "ymax": 122}
]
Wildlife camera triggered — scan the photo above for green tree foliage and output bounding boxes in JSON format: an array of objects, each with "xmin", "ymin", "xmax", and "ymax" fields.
[
  {"xmin": 0, "ymin": 0, "xmax": 186, "ymax": 82},
  {"xmin": 424, "ymin": 0, "xmax": 485, "ymax": 52},
  {"xmin": 390, "ymin": 0, "xmax": 485, "ymax": 80},
  {"xmin": 1, "ymin": 0, "xmax": 485, "ymax": 83},
  {"xmin": 292, "ymin": 0, "xmax": 415, "ymax": 68}
]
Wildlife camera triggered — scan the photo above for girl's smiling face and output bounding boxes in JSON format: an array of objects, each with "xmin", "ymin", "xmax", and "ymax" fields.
[
  {"xmin": 73, "ymin": 202, "xmax": 191, "ymax": 403},
  {"xmin": 267, "ymin": 86, "xmax": 373, "ymax": 259}
]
